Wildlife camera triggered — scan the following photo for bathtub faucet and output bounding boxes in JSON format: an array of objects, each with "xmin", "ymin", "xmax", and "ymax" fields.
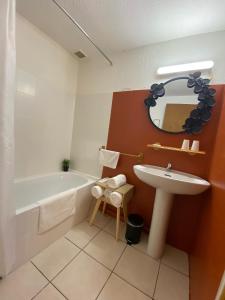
[{"xmin": 166, "ymin": 162, "xmax": 172, "ymax": 171}]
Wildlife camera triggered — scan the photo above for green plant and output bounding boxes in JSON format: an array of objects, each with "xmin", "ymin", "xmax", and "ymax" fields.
[{"xmin": 62, "ymin": 159, "xmax": 70, "ymax": 171}]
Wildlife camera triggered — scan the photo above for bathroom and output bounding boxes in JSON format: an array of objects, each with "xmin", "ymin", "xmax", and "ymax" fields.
[{"xmin": 0, "ymin": 0, "xmax": 225, "ymax": 299}]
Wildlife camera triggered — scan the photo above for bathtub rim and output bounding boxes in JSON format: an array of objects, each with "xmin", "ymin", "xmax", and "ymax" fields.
[
  {"xmin": 15, "ymin": 170, "xmax": 98, "ymax": 215},
  {"xmin": 14, "ymin": 169, "xmax": 99, "ymax": 183}
]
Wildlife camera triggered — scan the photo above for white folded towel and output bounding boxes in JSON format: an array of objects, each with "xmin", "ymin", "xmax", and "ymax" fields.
[
  {"xmin": 107, "ymin": 174, "xmax": 126, "ymax": 189},
  {"xmin": 91, "ymin": 185, "xmax": 103, "ymax": 199},
  {"xmin": 97, "ymin": 177, "xmax": 109, "ymax": 184},
  {"xmin": 104, "ymin": 188, "xmax": 112, "ymax": 199},
  {"xmin": 38, "ymin": 189, "xmax": 76, "ymax": 234},
  {"xmin": 99, "ymin": 149, "xmax": 120, "ymax": 169},
  {"xmin": 109, "ymin": 192, "xmax": 123, "ymax": 208}
]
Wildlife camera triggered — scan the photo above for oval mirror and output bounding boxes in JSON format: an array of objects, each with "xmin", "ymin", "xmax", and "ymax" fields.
[{"xmin": 144, "ymin": 72, "xmax": 216, "ymax": 134}]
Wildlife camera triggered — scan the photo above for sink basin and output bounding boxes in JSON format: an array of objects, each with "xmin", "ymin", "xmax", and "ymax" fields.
[
  {"xmin": 134, "ymin": 164, "xmax": 210, "ymax": 195},
  {"xmin": 133, "ymin": 164, "xmax": 210, "ymax": 259}
]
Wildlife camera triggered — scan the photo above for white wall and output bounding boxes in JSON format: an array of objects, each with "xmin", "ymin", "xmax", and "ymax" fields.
[
  {"xmin": 70, "ymin": 93, "xmax": 112, "ymax": 176},
  {"xmin": 15, "ymin": 14, "xmax": 79, "ymax": 178},
  {"xmin": 71, "ymin": 30, "xmax": 225, "ymax": 176}
]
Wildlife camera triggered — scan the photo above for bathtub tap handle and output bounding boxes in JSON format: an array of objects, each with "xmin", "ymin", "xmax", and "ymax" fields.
[{"xmin": 166, "ymin": 162, "xmax": 172, "ymax": 171}]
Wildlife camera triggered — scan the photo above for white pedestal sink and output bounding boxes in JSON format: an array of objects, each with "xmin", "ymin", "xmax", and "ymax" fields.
[{"xmin": 133, "ymin": 164, "xmax": 210, "ymax": 259}]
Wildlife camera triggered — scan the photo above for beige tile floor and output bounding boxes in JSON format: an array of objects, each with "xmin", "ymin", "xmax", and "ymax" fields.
[{"xmin": 0, "ymin": 213, "xmax": 189, "ymax": 300}]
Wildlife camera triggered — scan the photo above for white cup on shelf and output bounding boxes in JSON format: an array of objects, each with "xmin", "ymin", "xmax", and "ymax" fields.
[
  {"xmin": 181, "ymin": 139, "xmax": 190, "ymax": 150},
  {"xmin": 191, "ymin": 140, "xmax": 200, "ymax": 152}
]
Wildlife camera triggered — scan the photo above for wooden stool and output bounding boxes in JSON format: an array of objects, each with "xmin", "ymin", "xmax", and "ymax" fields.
[{"xmin": 89, "ymin": 182, "xmax": 134, "ymax": 240}]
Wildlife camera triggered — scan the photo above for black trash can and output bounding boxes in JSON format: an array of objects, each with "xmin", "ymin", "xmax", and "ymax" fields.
[{"xmin": 125, "ymin": 214, "xmax": 144, "ymax": 245}]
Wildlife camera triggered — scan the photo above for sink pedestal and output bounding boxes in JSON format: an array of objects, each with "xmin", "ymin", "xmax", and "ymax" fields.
[
  {"xmin": 147, "ymin": 189, "xmax": 174, "ymax": 259},
  {"xmin": 133, "ymin": 164, "xmax": 210, "ymax": 259}
]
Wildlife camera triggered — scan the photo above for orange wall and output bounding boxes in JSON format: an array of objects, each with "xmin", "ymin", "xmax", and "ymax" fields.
[
  {"xmin": 190, "ymin": 86, "xmax": 225, "ymax": 300},
  {"xmin": 103, "ymin": 86, "xmax": 224, "ymax": 252}
]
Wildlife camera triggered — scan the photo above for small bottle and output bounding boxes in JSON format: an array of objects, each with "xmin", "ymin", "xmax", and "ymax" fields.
[{"xmin": 181, "ymin": 139, "xmax": 190, "ymax": 150}]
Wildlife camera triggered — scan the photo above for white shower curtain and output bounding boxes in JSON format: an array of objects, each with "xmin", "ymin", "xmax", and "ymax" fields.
[{"xmin": 0, "ymin": 0, "xmax": 16, "ymax": 276}]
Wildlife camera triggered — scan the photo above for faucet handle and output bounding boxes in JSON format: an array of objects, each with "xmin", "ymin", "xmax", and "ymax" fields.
[{"xmin": 167, "ymin": 162, "xmax": 172, "ymax": 170}]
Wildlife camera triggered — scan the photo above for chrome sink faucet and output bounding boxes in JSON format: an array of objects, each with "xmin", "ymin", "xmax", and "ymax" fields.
[{"xmin": 166, "ymin": 162, "xmax": 172, "ymax": 171}]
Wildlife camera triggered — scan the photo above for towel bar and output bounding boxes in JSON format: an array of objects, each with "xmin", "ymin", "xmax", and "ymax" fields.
[{"xmin": 99, "ymin": 146, "xmax": 144, "ymax": 162}]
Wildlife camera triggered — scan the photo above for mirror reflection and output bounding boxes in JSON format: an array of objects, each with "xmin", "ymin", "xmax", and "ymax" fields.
[{"xmin": 149, "ymin": 79, "xmax": 198, "ymax": 133}]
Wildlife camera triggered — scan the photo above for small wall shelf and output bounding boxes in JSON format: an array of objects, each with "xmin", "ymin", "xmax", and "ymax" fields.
[{"xmin": 147, "ymin": 143, "xmax": 206, "ymax": 155}]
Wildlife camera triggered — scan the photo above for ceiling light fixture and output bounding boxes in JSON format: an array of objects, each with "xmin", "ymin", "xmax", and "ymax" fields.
[{"xmin": 157, "ymin": 60, "xmax": 214, "ymax": 75}]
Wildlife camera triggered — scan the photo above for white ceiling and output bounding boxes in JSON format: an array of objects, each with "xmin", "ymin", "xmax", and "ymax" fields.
[{"xmin": 17, "ymin": 0, "xmax": 225, "ymax": 61}]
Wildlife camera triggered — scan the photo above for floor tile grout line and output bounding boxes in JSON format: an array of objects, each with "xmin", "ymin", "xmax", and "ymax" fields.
[
  {"xmin": 85, "ymin": 216, "xmax": 117, "ymax": 300},
  {"xmin": 51, "ymin": 245, "xmax": 185, "ymax": 300},
  {"xmin": 112, "ymin": 240, "xmax": 156, "ymax": 299},
  {"xmin": 84, "ymin": 217, "xmax": 107, "ymax": 240},
  {"xmin": 64, "ymin": 236, "xmax": 83, "ymax": 250},
  {"xmin": 100, "ymin": 220, "xmax": 170, "ymax": 271},
  {"xmin": 65, "ymin": 222, "xmax": 102, "ymax": 250},
  {"xmin": 103, "ymin": 227, "xmax": 126, "ymax": 242},
  {"xmin": 65, "ymin": 218, "xmax": 103, "ymax": 249},
  {"xmin": 31, "ymin": 246, "xmax": 81, "ymax": 283},
  {"xmin": 35, "ymin": 219, "xmax": 113, "ymax": 289},
  {"xmin": 100, "ymin": 227, "xmax": 126, "ymax": 242},
  {"xmin": 30, "ymin": 281, "xmax": 49, "ymax": 300},
  {"xmin": 83, "ymin": 217, "xmax": 124, "ymax": 252},
  {"xmin": 43, "ymin": 250, "xmax": 83, "ymax": 300},
  {"xmin": 29, "ymin": 223, "xmax": 91, "ymax": 299},
  {"xmin": 31, "ymin": 247, "xmax": 82, "ymax": 299},
  {"xmin": 131, "ymin": 244, "xmax": 160, "ymax": 263},
  {"xmin": 112, "ymin": 244, "xmax": 128, "ymax": 272},
  {"xmin": 29, "ymin": 262, "xmax": 51, "ymax": 300},
  {"xmin": 90, "ymin": 213, "xmax": 112, "ymax": 230},
  {"xmin": 81, "ymin": 217, "xmax": 161, "ymax": 298},
  {"xmin": 95, "ymin": 270, "xmax": 112, "ymax": 300},
  {"xmin": 90, "ymin": 213, "xmax": 127, "ymax": 242},
  {"xmin": 30, "ymin": 261, "xmax": 51, "ymax": 283},
  {"xmin": 68, "ymin": 218, "xmax": 125, "ymax": 270},
  {"xmin": 48, "ymin": 282, "xmax": 69, "ymax": 300},
  {"xmin": 131, "ymin": 235, "xmax": 190, "ymax": 272},
  {"xmin": 30, "ymin": 282, "xmax": 68, "ymax": 300},
  {"xmin": 83, "ymin": 225, "xmax": 104, "ymax": 248},
  {"xmin": 82, "ymin": 227, "xmax": 127, "ymax": 272},
  {"xmin": 131, "ymin": 243, "xmax": 190, "ymax": 278},
  {"xmin": 152, "ymin": 259, "xmax": 161, "ymax": 298},
  {"xmin": 48, "ymin": 227, "xmax": 126, "ymax": 300},
  {"xmin": 30, "ymin": 217, "xmax": 188, "ymax": 300},
  {"xmin": 160, "ymin": 261, "xmax": 189, "ymax": 277},
  {"xmin": 102, "ymin": 218, "xmax": 127, "ymax": 242},
  {"xmin": 85, "ymin": 215, "xmax": 126, "ymax": 300},
  {"xmin": 112, "ymin": 271, "xmax": 153, "ymax": 299},
  {"xmin": 95, "ymin": 244, "xmax": 128, "ymax": 300},
  {"xmin": 49, "ymin": 249, "xmax": 82, "ymax": 282},
  {"xmin": 131, "ymin": 244, "xmax": 149, "ymax": 256},
  {"xmin": 82, "ymin": 249, "xmax": 114, "ymax": 272}
]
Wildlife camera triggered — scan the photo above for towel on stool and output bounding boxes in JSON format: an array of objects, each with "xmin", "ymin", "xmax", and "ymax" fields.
[
  {"xmin": 91, "ymin": 185, "xmax": 103, "ymax": 199},
  {"xmin": 104, "ymin": 188, "xmax": 112, "ymax": 199},
  {"xmin": 107, "ymin": 174, "xmax": 126, "ymax": 189},
  {"xmin": 109, "ymin": 192, "xmax": 123, "ymax": 208},
  {"xmin": 97, "ymin": 177, "xmax": 109, "ymax": 184},
  {"xmin": 99, "ymin": 149, "xmax": 120, "ymax": 169},
  {"xmin": 38, "ymin": 189, "xmax": 77, "ymax": 234}
]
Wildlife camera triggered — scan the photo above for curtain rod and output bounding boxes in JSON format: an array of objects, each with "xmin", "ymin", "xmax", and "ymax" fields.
[{"xmin": 51, "ymin": 0, "xmax": 113, "ymax": 66}]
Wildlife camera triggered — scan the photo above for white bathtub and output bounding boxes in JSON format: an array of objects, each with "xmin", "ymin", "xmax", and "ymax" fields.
[{"xmin": 14, "ymin": 171, "xmax": 96, "ymax": 269}]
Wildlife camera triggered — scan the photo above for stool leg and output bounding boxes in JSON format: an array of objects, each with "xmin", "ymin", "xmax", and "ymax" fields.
[
  {"xmin": 89, "ymin": 198, "xmax": 102, "ymax": 225},
  {"xmin": 102, "ymin": 201, "xmax": 107, "ymax": 214},
  {"xmin": 116, "ymin": 207, "xmax": 120, "ymax": 241},
  {"xmin": 122, "ymin": 203, "xmax": 128, "ymax": 223}
]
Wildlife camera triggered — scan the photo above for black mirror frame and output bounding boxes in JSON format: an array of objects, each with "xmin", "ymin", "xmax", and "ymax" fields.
[{"xmin": 144, "ymin": 72, "xmax": 216, "ymax": 134}]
